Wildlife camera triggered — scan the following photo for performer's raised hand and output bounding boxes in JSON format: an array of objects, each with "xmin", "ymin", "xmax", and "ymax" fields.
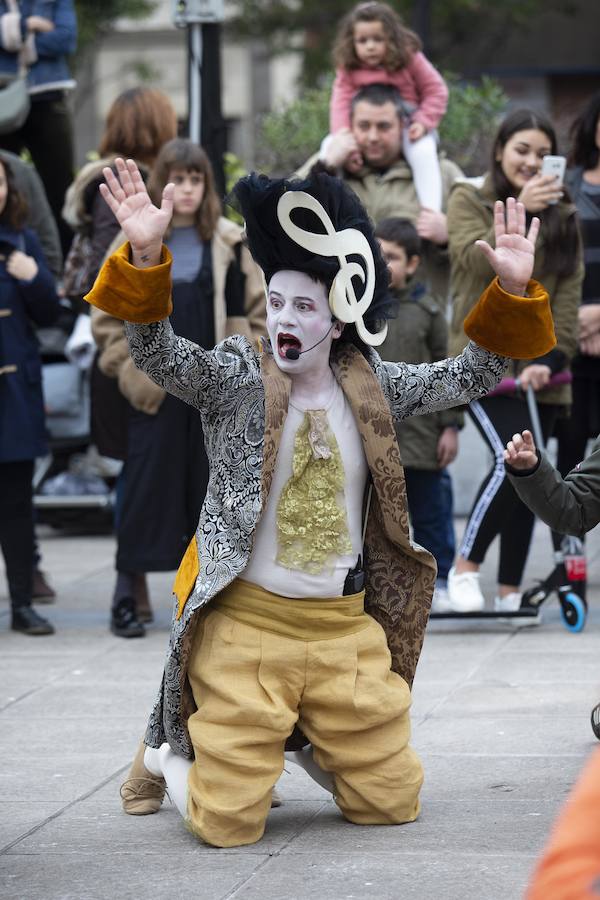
[
  {"xmin": 504, "ymin": 429, "xmax": 538, "ymax": 471},
  {"xmin": 99, "ymin": 158, "xmax": 174, "ymax": 268},
  {"xmin": 475, "ymin": 198, "xmax": 540, "ymax": 296}
]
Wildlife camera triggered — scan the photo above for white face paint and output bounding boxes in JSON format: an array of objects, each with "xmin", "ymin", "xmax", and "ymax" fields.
[{"xmin": 266, "ymin": 270, "xmax": 342, "ymax": 376}]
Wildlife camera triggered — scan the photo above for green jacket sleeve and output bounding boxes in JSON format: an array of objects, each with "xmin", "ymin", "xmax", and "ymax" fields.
[
  {"xmin": 448, "ymin": 184, "xmax": 496, "ymax": 278},
  {"xmin": 507, "ymin": 441, "xmax": 600, "ymax": 538},
  {"xmin": 543, "ymin": 247, "xmax": 584, "ymax": 364}
]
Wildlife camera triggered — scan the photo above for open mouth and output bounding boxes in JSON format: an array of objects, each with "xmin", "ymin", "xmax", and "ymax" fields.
[{"xmin": 277, "ymin": 332, "xmax": 301, "ymax": 358}]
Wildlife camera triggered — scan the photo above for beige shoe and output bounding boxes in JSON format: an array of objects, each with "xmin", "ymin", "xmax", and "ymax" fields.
[
  {"xmin": 120, "ymin": 742, "xmax": 166, "ymax": 815},
  {"xmin": 271, "ymin": 787, "xmax": 283, "ymax": 808}
]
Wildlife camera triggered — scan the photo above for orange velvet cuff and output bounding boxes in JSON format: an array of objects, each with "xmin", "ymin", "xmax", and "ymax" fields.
[
  {"xmin": 463, "ymin": 277, "xmax": 556, "ymax": 359},
  {"xmin": 84, "ymin": 242, "xmax": 173, "ymax": 324}
]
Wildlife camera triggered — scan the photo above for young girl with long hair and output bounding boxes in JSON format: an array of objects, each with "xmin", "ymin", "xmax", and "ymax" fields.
[
  {"xmin": 0, "ymin": 157, "xmax": 61, "ymax": 635},
  {"xmin": 99, "ymin": 138, "xmax": 265, "ymax": 637},
  {"xmin": 66, "ymin": 87, "xmax": 178, "ymax": 630},
  {"xmin": 445, "ymin": 109, "xmax": 583, "ymax": 616},
  {"xmin": 330, "ymin": 1, "xmax": 448, "ymax": 211}
]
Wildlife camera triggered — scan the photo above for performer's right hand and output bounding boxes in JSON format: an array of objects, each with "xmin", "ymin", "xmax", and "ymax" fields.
[{"xmin": 99, "ymin": 157, "xmax": 174, "ymax": 268}]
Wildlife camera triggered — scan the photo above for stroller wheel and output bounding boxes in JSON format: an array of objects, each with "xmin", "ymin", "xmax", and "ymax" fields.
[
  {"xmin": 559, "ymin": 591, "xmax": 586, "ymax": 633},
  {"xmin": 592, "ymin": 703, "xmax": 600, "ymax": 740}
]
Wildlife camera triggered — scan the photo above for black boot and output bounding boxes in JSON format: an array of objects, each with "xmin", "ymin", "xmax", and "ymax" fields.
[
  {"xmin": 111, "ymin": 596, "xmax": 145, "ymax": 638},
  {"xmin": 12, "ymin": 606, "xmax": 55, "ymax": 635}
]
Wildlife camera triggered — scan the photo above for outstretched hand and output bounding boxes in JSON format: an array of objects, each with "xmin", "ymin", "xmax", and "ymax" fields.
[
  {"xmin": 99, "ymin": 158, "xmax": 174, "ymax": 268},
  {"xmin": 504, "ymin": 430, "xmax": 538, "ymax": 471},
  {"xmin": 475, "ymin": 198, "xmax": 540, "ymax": 296}
]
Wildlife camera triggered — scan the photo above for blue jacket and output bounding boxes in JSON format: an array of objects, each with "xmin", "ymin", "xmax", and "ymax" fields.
[
  {"xmin": 0, "ymin": 224, "xmax": 60, "ymax": 462},
  {"xmin": 0, "ymin": 0, "xmax": 77, "ymax": 94}
]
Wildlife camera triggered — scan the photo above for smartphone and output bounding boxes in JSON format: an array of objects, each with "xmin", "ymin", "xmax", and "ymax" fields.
[{"xmin": 541, "ymin": 155, "xmax": 566, "ymax": 203}]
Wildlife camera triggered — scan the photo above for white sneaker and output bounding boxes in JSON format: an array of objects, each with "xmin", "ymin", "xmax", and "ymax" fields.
[
  {"xmin": 494, "ymin": 592, "xmax": 542, "ymax": 627},
  {"xmin": 447, "ymin": 566, "xmax": 485, "ymax": 612},
  {"xmin": 431, "ymin": 584, "xmax": 452, "ymax": 613},
  {"xmin": 493, "ymin": 592, "xmax": 521, "ymax": 613}
]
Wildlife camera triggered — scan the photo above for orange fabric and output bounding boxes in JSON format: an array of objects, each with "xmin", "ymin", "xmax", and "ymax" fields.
[
  {"xmin": 464, "ymin": 277, "xmax": 556, "ymax": 359},
  {"xmin": 173, "ymin": 536, "xmax": 200, "ymax": 619},
  {"xmin": 526, "ymin": 747, "xmax": 600, "ymax": 899},
  {"xmin": 84, "ymin": 242, "xmax": 173, "ymax": 324}
]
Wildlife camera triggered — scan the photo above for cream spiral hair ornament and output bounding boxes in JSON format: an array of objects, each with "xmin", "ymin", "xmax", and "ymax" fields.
[{"xmin": 277, "ymin": 191, "xmax": 388, "ymax": 347}]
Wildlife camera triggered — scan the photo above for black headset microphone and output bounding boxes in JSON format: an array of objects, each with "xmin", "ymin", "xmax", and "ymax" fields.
[{"xmin": 284, "ymin": 320, "xmax": 337, "ymax": 361}]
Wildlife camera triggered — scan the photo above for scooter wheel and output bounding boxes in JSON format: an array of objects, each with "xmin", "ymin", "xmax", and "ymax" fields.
[
  {"xmin": 592, "ymin": 703, "xmax": 600, "ymax": 740},
  {"xmin": 560, "ymin": 592, "xmax": 586, "ymax": 633}
]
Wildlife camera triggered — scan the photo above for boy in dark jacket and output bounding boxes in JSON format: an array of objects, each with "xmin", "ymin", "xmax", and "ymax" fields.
[
  {"xmin": 375, "ymin": 217, "xmax": 461, "ymax": 610},
  {"xmin": 505, "ymin": 429, "xmax": 600, "ymax": 538}
]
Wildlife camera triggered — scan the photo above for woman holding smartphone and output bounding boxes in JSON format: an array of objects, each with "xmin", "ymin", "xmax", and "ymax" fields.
[{"xmin": 443, "ymin": 108, "xmax": 583, "ymax": 616}]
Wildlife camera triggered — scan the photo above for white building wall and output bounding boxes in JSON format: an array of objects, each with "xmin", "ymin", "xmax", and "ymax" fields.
[{"xmin": 73, "ymin": 0, "xmax": 301, "ymax": 167}]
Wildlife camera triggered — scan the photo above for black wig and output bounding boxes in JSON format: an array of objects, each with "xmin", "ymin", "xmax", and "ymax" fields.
[{"xmin": 229, "ymin": 172, "xmax": 397, "ymax": 343}]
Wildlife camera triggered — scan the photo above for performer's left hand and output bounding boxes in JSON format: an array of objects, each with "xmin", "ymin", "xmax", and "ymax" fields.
[{"xmin": 475, "ymin": 198, "xmax": 540, "ymax": 296}]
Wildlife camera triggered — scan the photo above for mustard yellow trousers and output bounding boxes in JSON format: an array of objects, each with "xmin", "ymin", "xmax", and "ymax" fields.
[{"xmin": 186, "ymin": 583, "xmax": 423, "ymax": 848}]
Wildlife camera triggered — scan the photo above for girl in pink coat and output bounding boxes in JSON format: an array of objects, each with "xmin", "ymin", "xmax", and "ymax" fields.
[{"xmin": 330, "ymin": 1, "xmax": 448, "ymax": 212}]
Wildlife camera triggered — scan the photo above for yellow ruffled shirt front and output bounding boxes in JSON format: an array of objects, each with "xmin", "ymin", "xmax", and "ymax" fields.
[
  {"xmin": 276, "ymin": 408, "xmax": 352, "ymax": 574},
  {"xmin": 243, "ymin": 378, "xmax": 368, "ymax": 598}
]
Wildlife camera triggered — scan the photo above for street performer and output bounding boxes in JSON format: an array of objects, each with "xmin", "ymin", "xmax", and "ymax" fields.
[{"xmin": 85, "ymin": 157, "xmax": 555, "ymax": 848}]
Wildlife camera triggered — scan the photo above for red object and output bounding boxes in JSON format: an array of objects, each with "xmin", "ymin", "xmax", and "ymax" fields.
[{"xmin": 565, "ymin": 554, "xmax": 587, "ymax": 582}]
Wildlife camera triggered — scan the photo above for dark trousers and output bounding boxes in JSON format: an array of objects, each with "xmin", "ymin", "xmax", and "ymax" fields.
[
  {"xmin": 115, "ymin": 393, "xmax": 208, "ymax": 574},
  {"xmin": 554, "ymin": 368, "xmax": 600, "ymax": 477},
  {"xmin": 459, "ymin": 395, "xmax": 559, "ymax": 586},
  {"xmin": 0, "ymin": 460, "xmax": 34, "ymax": 609},
  {"xmin": 551, "ymin": 367, "xmax": 600, "ymax": 553},
  {"xmin": 0, "ymin": 95, "xmax": 74, "ymax": 256},
  {"xmin": 404, "ymin": 467, "xmax": 455, "ymax": 583}
]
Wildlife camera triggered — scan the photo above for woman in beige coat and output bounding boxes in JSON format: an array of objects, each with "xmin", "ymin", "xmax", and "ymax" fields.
[{"xmin": 444, "ymin": 109, "xmax": 583, "ymax": 616}]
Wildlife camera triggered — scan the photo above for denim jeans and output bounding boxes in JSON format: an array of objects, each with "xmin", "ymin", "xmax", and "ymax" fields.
[{"xmin": 404, "ymin": 467, "xmax": 455, "ymax": 583}]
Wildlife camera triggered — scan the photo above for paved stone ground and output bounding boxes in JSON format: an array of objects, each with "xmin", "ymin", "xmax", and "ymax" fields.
[{"xmin": 1, "ymin": 518, "xmax": 599, "ymax": 900}]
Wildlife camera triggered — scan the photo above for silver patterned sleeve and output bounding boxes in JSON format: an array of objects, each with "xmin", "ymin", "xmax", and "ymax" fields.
[
  {"xmin": 125, "ymin": 319, "xmax": 220, "ymax": 412},
  {"xmin": 382, "ymin": 341, "xmax": 508, "ymax": 421}
]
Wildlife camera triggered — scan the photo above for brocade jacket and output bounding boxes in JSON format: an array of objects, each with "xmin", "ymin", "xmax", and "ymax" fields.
[{"xmin": 124, "ymin": 320, "xmax": 506, "ymax": 756}]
